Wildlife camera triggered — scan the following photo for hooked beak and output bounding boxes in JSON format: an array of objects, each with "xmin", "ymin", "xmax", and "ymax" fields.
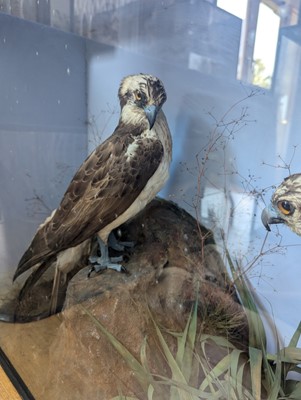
[
  {"xmin": 261, "ymin": 204, "xmax": 285, "ymax": 232},
  {"xmin": 144, "ymin": 104, "xmax": 159, "ymax": 130}
]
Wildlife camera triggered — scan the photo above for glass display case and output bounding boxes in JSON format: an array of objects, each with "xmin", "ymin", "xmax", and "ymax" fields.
[{"xmin": 1, "ymin": 1, "xmax": 301, "ymax": 399}]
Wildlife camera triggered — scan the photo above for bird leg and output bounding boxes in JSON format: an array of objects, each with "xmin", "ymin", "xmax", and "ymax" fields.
[
  {"xmin": 49, "ymin": 266, "xmax": 62, "ymax": 315},
  {"xmin": 88, "ymin": 233, "xmax": 131, "ymax": 276},
  {"xmin": 108, "ymin": 231, "xmax": 135, "ymax": 252}
]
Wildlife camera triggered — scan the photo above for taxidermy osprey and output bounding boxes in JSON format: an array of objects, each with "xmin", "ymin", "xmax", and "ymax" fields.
[
  {"xmin": 13, "ymin": 73, "xmax": 172, "ymax": 314},
  {"xmin": 262, "ymin": 173, "xmax": 301, "ymax": 235}
]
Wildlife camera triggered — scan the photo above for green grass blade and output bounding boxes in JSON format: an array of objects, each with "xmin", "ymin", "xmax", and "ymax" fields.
[
  {"xmin": 288, "ymin": 321, "xmax": 301, "ymax": 348},
  {"xmin": 266, "ymin": 361, "xmax": 281, "ymax": 400},
  {"xmin": 79, "ymin": 304, "xmax": 152, "ymax": 393},
  {"xmin": 236, "ymin": 361, "xmax": 248, "ymax": 400},
  {"xmin": 199, "ymin": 352, "xmax": 232, "ymax": 392},
  {"xmin": 182, "ymin": 301, "xmax": 198, "ymax": 383},
  {"xmin": 280, "ymin": 347, "xmax": 301, "ymax": 363},
  {"xmin": 229, "ymin": 349, "xmax": 244, "ymax": 394},
  {"xmin": 223, "ymin": 244, "xmax": 278, "ymax": 394},
  {"xmin": 249, "ymin": 347, "xmax": 262, "ymax": 400},
  {"xmin": 152, "ymin": 320, "xmax": 194, "ymax": 400},
  {"xmin": 153, "ymin": 323, "xmax": 187, "ymax": 383},
  {"xmin": 151, "ymin": 375, "xmax": 224, "ymax": 399},
  {"xmin": 287, "ymin": 381, "xmax": 301, "ymax": 399},
  {"xmin": 176, "ymin": 306, "xmax": 192, "ymax": 368},
  {"xmin": 147, "ymin": 384, "xmax": 154, "ymax": 400},
  {"xmin": 200, "ymin": 334, "xmax": 235, "ymax": 350},
  {"xmin": 140, "ymin": 336, "xmax": 149, "ymax": 370}
]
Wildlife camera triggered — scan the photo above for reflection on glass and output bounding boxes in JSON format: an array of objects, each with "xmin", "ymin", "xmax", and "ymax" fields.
[{"xmin": 0, "ymin": 1, "xmax": 301, "ymax": 399}]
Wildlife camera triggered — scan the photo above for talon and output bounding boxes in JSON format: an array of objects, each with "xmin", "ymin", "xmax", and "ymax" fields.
[
  {"xmin": 87, "ymin": 265, "xmax": 95, "ymax": 278},
  {"xmin": 87, "ymin": 234, "xmax": 132, "ymax": 277},
  {"xmin": 87, "ymin": 264, "xmax": 109, "ymax": 278},
  {"xmin": 109, "ymin": 232, "xmax": 135, "ymax": 251},
  {"xmin": 120, "ymin": 265, "xmax": 129, "ymax": 274}
]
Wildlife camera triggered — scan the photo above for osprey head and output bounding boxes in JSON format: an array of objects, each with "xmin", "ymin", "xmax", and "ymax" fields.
[
  {"xmin": 118, "ymin": 74, "xmax": 167, "ymax": 129},
  {"xmin": 261, "ymin": 173, "xmax": 301, "ymax": 235}
]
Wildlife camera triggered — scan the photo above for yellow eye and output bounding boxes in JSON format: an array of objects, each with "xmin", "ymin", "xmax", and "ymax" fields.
[
  {"xmin": 135, "ymin": 91, "xmax": 142, "ymax": 101},
  {"xmin": 277, "ymin": 200, "xmax": 294, "ymax": 216}
]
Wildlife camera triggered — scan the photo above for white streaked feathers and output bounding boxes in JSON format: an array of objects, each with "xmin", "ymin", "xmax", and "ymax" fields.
[{"xmin": 125, "ymin": 139, "xmax": 140, "ymax": 160}]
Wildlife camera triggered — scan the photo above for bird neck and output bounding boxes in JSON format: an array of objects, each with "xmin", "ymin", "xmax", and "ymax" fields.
[{"xmin": 119, "ymin": 104, "xmax": 149, "ymax": 132}]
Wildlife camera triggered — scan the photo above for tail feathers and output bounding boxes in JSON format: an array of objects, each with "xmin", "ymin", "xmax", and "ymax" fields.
[
  {"xmin": 18, "ymin": 256, "xmax": 56, "ymax": 301},
  {"xmin": 13, "ymin": 235, "xmax": 53, "ymax": 281}
]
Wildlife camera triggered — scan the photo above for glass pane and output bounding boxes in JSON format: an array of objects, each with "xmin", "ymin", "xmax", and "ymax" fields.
[{"xmin": 1, "ymin": 1, "xmax": 301, "ymax": 398}]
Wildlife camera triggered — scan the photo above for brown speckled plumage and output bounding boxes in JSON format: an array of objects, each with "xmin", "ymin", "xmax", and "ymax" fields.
[{"xmin": 14, "ymin": 74, "xmax": 172, "ymax": 282}]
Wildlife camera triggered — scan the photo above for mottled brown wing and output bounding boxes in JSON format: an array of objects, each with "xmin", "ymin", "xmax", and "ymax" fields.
[
  {"xmin": 14, "ymin": 128, "xmax": 163, "ymax": 279},
  {"xmin": 49, "ymin": 132, "xmax": 164, "ymax": 247}
]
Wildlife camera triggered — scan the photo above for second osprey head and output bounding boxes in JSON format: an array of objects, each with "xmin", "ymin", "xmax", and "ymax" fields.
[{"xmin": 262, "ymin": 173, "xmax": 301, "ymax": 235}]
